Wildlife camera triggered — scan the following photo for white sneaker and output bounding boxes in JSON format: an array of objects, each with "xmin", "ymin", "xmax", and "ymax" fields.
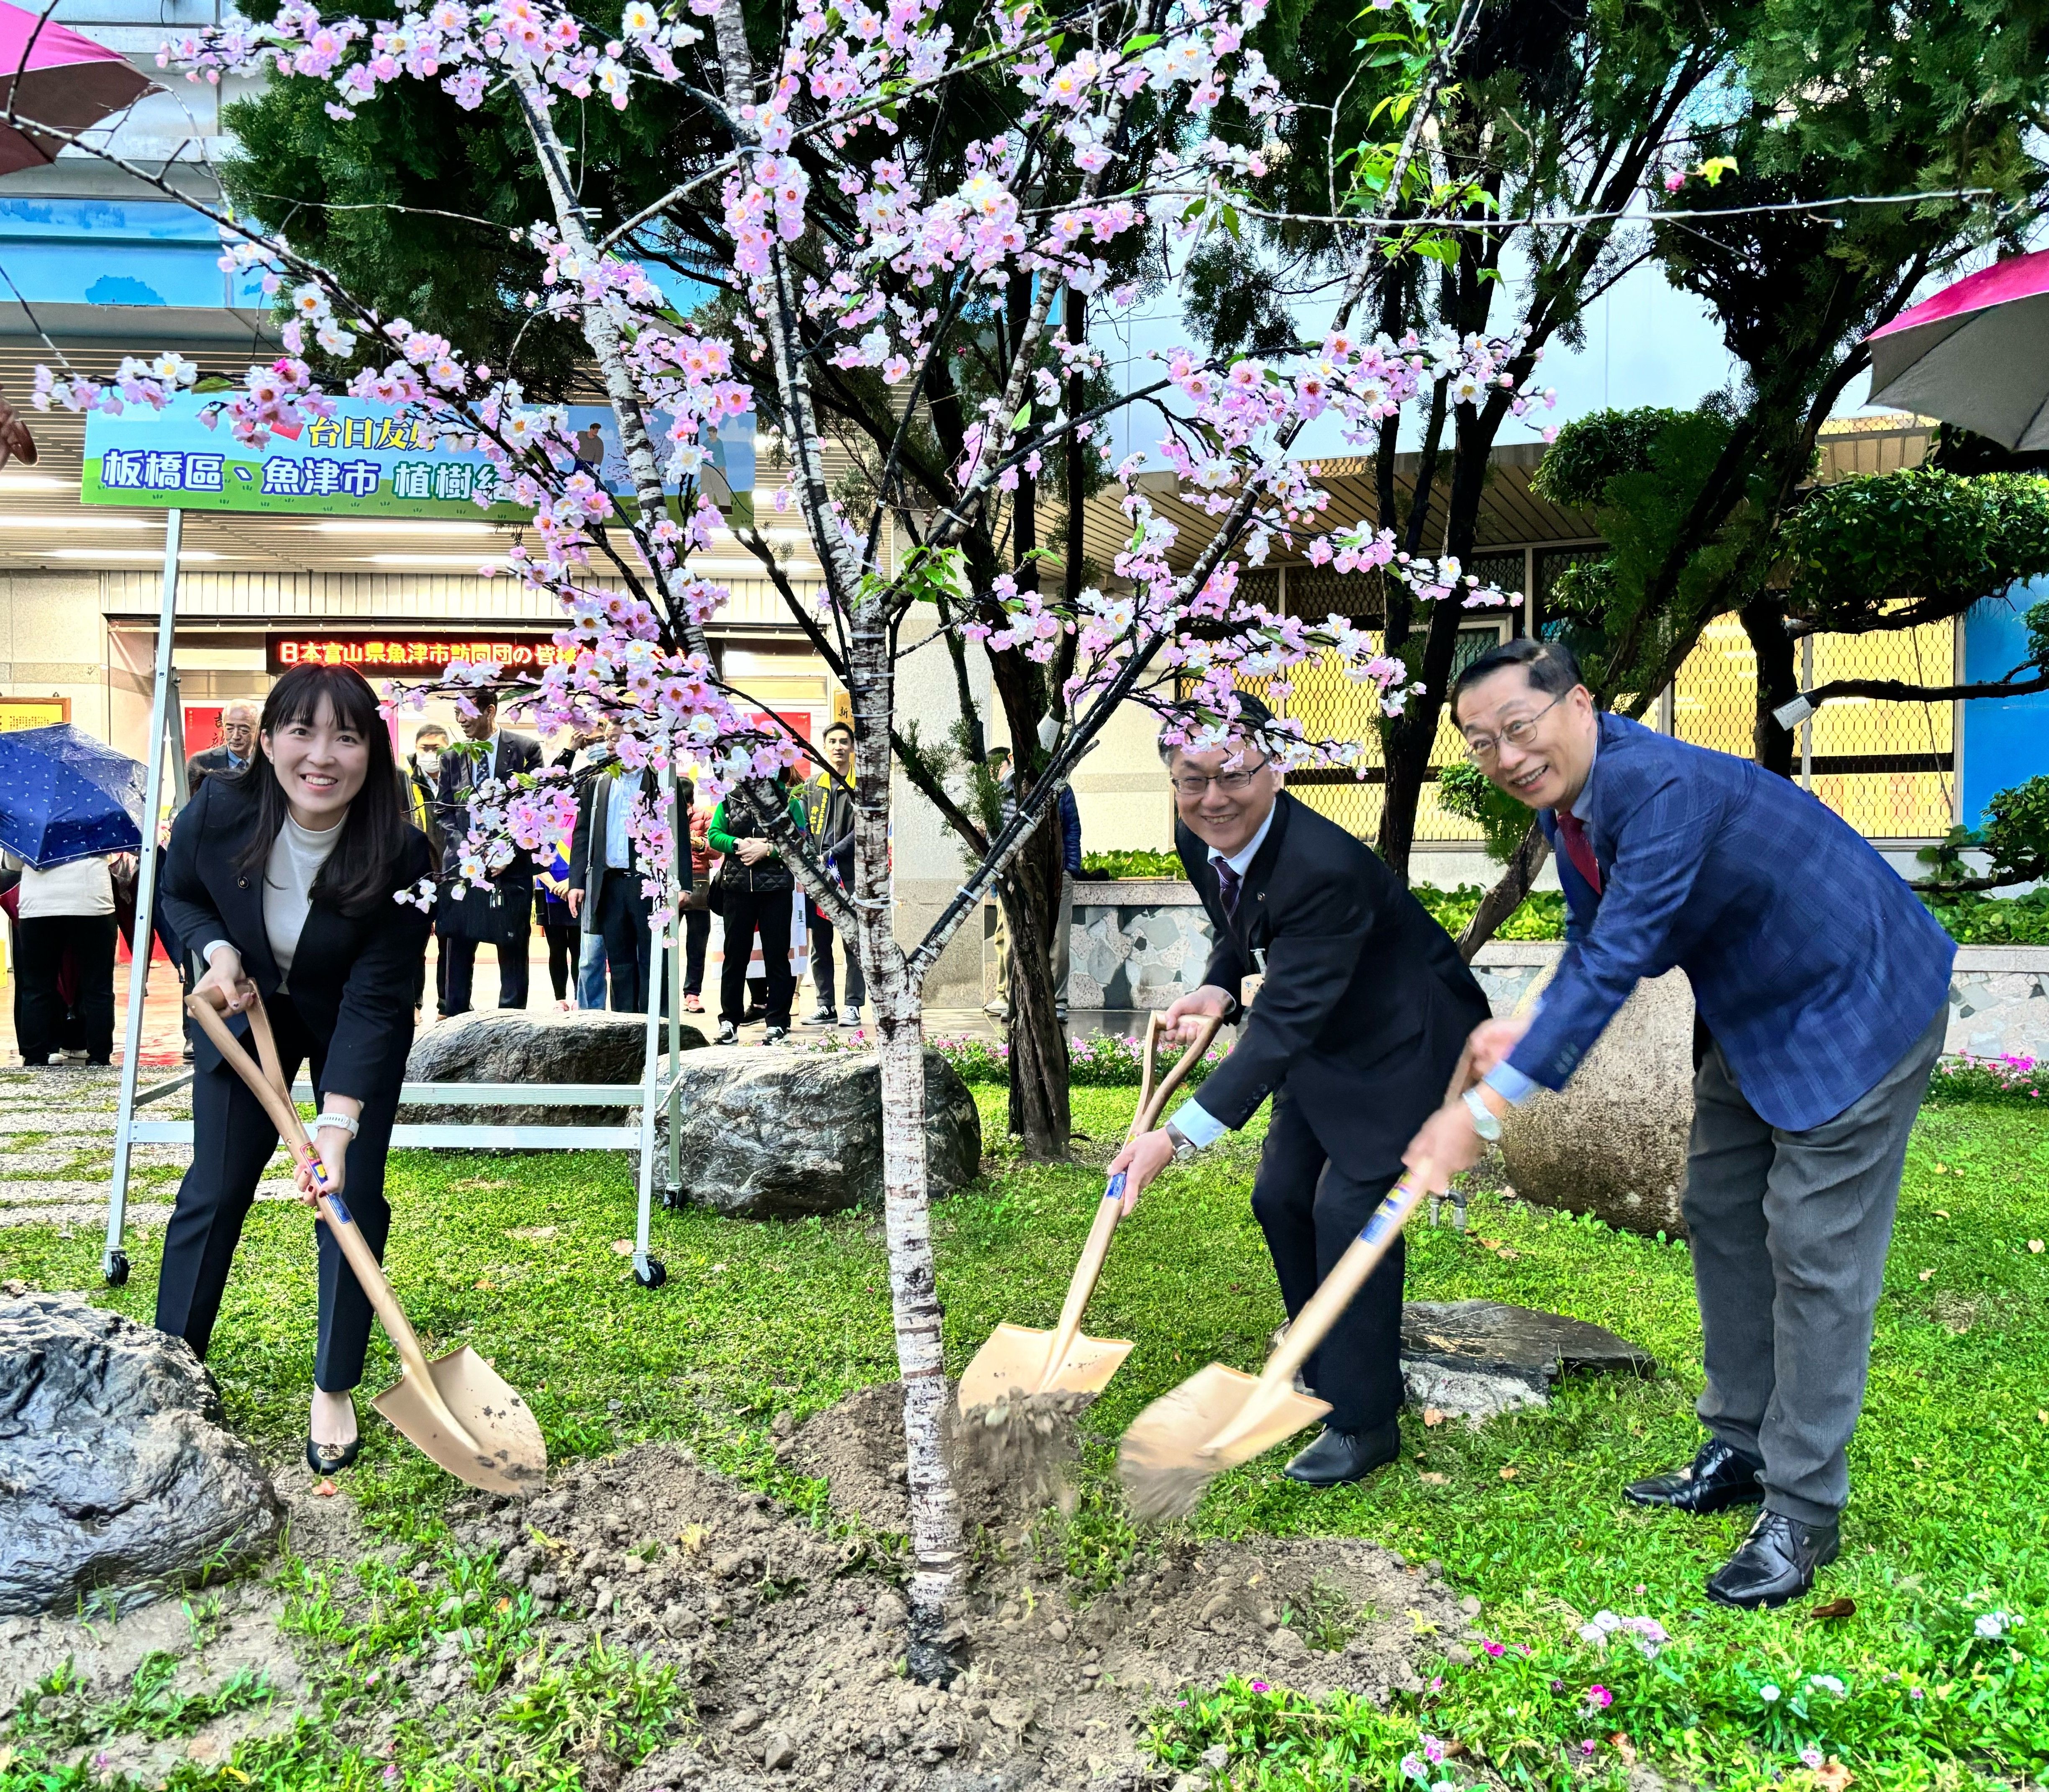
[
  {"xmin": 716, "ymin": 1021, "xmax": 738, "ymax": 1045},
  {"xmin": 840, "ymin": 1006, "xmax": 861, "ymax": 1028},
  {"xmin": 763, "ymin": 1025, "xmax": 789, "ymax": 1045}
]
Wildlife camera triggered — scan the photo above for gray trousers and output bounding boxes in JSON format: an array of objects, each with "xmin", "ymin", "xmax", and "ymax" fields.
[{"xmin": 1684, "ymin": 1005, "xmax": 1945, "ymax": 1525}]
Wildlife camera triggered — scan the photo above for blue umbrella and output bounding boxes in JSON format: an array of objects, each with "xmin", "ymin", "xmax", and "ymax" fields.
[{"xmin": 0, "ymin": 723, "xmax": 146, "ymax": 867}]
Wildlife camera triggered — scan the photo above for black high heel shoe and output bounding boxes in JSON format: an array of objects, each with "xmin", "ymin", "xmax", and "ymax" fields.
[{"xmin": 306, "ymin": 1434, "xmax": 363, "ymax": 1474}]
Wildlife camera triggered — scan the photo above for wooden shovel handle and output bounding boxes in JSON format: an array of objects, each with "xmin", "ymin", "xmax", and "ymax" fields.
[
  {"xmin": 1132, "ymin": 1011, "xmax": 1224, "ymax": 1142},
  {"xmin": 183, "ymin": 990, "xmax": 453, "ymax": 1413},
  {"xmin": 1035, "ymin": 1013, "xmax": 1228, "ymax": 1390},
  {"xmin": 1208, "ymin": 1056, "xmax": 1476, "ymax": 1454}
]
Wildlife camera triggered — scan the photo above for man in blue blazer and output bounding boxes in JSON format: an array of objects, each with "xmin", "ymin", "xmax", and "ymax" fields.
[{"xmin": 1406, "ymin": 638, "xmax": 1953, "ymax": 1609}]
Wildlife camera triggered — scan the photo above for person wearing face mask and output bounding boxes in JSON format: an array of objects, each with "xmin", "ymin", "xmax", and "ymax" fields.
[{"xmin": 156, "ymin": 664, "xmax": 434, "ymax": 1476}]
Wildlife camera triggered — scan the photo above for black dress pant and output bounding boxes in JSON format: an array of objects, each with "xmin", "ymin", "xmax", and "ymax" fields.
[
  {"xmin": 808, "ymin": 910, "xmax": 865, "ymax": 1012},
  {"xmin": 1251, "ymin": 1087, "xmax": 1408, "ymax": 1436},
  {"xmin": 154, "ymin": 995, "xmax": 400, "ymax": 1393},
  {"xmin": 719, "ymin": 886, "xmax": 794, "ymax": 1028},
  {"xmin": 14, "ymin": 913, "xmax": 116, "ymax": 1064},
  {"xmin": 683, "ymin": 908, "xmax": 710, "ymax": 996},
  {"xmin": 543, "ymin": 919, "xmax": 578, "ymax": 1002},
  {"xmin": 596, "ymin": 873, "xmax": 654, "ymax": 1013},
  {"xmin": 443, "ymin": 883, "xmax": 532, "ymax": 1013}
]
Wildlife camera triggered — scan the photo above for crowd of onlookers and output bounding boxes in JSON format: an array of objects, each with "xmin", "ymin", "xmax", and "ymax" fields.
[
  {"xmin": 4, "ymin": 697, "xmax": 1087, "ymax": 1064},
  {"xmin": 401, "ymin": 702, "xmax": 868, "ymax": 1045}
]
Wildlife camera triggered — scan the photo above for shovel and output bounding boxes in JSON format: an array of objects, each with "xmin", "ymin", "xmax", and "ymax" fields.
[
  {"xmin": 184, "ymin": 988, "xmax": 548, "ymax": 1495},
  {"xmin": 1116, "ymin": 1062, "xmax": 1475, "ymax": 1520},
  {"xmin": 958, "ymin": 1011, "xmax": 1224, "ymax": 1413}
]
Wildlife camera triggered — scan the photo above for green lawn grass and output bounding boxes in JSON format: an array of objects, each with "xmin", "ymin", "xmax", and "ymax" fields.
[{"xmin": 5, "ymin": 1090, "xmax": 2047, "ymax": 1789}]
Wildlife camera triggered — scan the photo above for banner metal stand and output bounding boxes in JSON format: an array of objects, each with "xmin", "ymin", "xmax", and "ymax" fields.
[{"xmin": 101, "ymin": 520, "xmax": 691, "ymax": 1292}]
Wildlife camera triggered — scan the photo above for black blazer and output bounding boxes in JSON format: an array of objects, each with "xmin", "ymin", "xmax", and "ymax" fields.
[
  {"xmin": 435, "ymin": 732, "xmax": 543, "ymax": 883},
  {"xmin": 566, "ymin": 767, "xmax": 694, "ymax": 927},
  {"xmin": 184, "ymin": 745, "xmax": 246, "ymax": 794},
  {"xmin": 1179, "ymin": 791, "xmax": 1490, "ymax": 1163},
  {"xmin": 160, "ymin": 775, "xmax": 434, "ymax": 1101}
]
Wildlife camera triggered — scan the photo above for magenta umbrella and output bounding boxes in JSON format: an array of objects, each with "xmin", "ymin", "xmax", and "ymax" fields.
[
  {"xmin": 0, "ymin": 2, "xmax": 155, "ymax": 177},
  {"xmin": 1867, "ymin": 249, "xmax": 2049, "ymax": 451}
]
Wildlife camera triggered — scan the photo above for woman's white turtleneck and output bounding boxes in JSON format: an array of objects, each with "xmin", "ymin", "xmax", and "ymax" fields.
[{"xmin": 265, "ymin": 812, "xmax": 343, "ymax": 986}]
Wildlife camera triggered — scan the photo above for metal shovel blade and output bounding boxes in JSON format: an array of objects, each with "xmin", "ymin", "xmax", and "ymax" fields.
[
  {"xmin": 372, "ymin": 1344, "xmax": 548, "ymax": 1496},
  {"xmin": 1117, "ymin": 1364, "xmax": 1329, "ymax": 1521},
  {"xmin": 957, "ymin": 1324, "xmax": 1135, "ymax": 1413}
]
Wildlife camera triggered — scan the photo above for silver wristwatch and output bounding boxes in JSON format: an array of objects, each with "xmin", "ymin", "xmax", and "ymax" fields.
[
  {"xmin": 1461, "ymin": 1087, "xmax": 1503, "ymax": 1143},
  {"xmin": 1164, "ymin": 1121, "xmax": 1201, "ymax": 1162}
]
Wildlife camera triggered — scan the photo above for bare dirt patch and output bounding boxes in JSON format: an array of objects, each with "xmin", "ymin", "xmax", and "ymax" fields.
[
  {"xmin": 5, "ymin": 1390, "xmax": 1480, "ymax": 1791},
  {"xmin": 458, "ymin": 1383, "xmax": 1476, "ymax": 1788}
]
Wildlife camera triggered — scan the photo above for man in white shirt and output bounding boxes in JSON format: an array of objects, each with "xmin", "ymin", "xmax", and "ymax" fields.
[{"xmin": 13, "ymin": 854, "xmax": 118, "ymax": 1065}]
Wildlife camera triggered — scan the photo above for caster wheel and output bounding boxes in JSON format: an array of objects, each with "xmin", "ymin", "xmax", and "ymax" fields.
[
  {"xmin": 104, "ymin": 1249, "xmax": 131, "ymax": 1288},
  {"xmin": 634, "ymin": 1256, "xmax": 667, "ymax": 1290}
]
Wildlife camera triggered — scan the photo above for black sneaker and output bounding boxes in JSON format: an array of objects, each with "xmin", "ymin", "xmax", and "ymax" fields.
[
  {"xmin": 716, "ymin": 1021, "xmax": 738, "ymax": 1045},
  {"xmin": 804, "ymin": 1005, "xmax": 835, "ymax": 1026},
  {"xmin": 763, "ymin": 1026, "xmax": 789, "ymax": 1045}
]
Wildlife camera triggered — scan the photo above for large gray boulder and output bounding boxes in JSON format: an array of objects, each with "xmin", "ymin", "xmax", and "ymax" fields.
[
  {"xmin": 0, "ymin": 1291, "xmax": 282, "ymax": 1615},
  {"xmin": 406, "ymin": 1008, "xmax": 707, "ymax": 1126},
  {"xmin": 1499, "ymin": 966, "xmax": 1695, "ymax": 1236},
  {"xmin": 667, "ymin": 1046, "xmax": 981, "ymax": 1219}
]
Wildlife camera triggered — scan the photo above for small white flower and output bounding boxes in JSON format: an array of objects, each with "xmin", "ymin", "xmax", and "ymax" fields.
[
  {"xmin": 1976, "ymin": 1611, "xmax": 2011, "ymax": 1640},
  {"xmin": 1760, "ymin": 1684, "xmax": 1781, "ymax": 1703},
  {"xmin": 291, "ymin": 281, "xmax": 331, "ymax": 319},
  {"xmin": 1809, "ymin": 1674, "xmax": 1846, "ymax": 1697},
  {"xmin": 151, "ymin": 351, "xmax": 198, "ymax": 385}
]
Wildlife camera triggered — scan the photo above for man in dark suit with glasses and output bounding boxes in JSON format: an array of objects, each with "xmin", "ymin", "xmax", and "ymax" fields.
[{"xmin": 1109, "ymin": 693, "xmax": 1490, "ymax": 1488}]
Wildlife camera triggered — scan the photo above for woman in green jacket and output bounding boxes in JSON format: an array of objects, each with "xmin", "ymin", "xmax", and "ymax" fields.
[{"xmin": 710, "ymin": 773, "xmax": 807, "ymax": 1043}]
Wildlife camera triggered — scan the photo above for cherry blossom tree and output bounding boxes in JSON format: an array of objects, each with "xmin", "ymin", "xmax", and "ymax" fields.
[{"xmin": 37, "ymin": 0, "xmax": 1538, "ymax": 1674}]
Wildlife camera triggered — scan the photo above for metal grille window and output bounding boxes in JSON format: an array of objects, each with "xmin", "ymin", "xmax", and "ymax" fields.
[
  {"xmin": 1240, "ymin": 616, "xmax": 1512, "ymax": 843},
  {"xmin": 1669, "ymin": 615, "xmax": 1956, "ymax": 838}
]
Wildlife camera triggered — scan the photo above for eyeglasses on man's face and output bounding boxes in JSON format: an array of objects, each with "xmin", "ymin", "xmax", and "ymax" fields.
[
  {"xmin": 1169, "ymin": 758, "xmax": 1269, "ymax": 797},
  {"xmin": 1462, "ymin": 691, "xmax": 1567, "ymax": 762}
]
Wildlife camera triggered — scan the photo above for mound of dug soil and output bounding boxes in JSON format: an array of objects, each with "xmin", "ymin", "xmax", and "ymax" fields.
[{"xmin": 442, "ymin": 1387, "xmax": 1481, "ymax": 1789}]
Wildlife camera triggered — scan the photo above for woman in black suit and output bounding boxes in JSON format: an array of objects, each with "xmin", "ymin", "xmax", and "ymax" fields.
[{"xmin": 158, "ymin": 663, "xmax": 433, "ymax": 1474}]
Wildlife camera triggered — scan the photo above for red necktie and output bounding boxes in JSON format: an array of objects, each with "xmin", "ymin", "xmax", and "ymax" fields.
[{"xmin": 1556, "ymin": 809, "xmax": 1603, "ymax": 897}]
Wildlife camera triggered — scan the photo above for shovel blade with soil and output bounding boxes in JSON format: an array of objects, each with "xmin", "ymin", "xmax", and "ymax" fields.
[
  {"xmin": 958, "ymin": 1012, "xmax": 1222, "ymax": 1416},
  {"xmin": 1119, "ymin": 1165, "xmax": 1437, "ymax": 1521},
  {"xmin": 956, "ymin": 1322, "xmax": 1132, "ymax": 1410},
  {"xmin": 371, "ymin": 1341, "xmax": 548, "ymax": 1496},
  {"xmin": 184, "ymin": 988, "xmax": 547, "ymax": 1495}
]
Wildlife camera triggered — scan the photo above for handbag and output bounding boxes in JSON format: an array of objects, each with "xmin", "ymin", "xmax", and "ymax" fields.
[{"xmin": 706, "ymin": 860, "xmax": 726, "ymax": 916}]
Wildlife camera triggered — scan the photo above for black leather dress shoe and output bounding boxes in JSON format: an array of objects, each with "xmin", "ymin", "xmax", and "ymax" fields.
[
  {"xmin": 1706, "ymin": 1510, "xmax": 1840, "ymax": 1610},
  {"xmin": 1623, "ymin": 1438, "xmax": 1764, "ymax": 1514},
  {"xmin": 306, "ymin": 1434, "xmax": 364, "ymax": 1474},
  {"xmin": 1283, "ymin": 1420, "xmax": 1400, "ymax": 1486}
]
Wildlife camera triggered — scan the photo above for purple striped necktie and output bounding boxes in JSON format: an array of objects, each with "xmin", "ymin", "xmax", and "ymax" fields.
[{"xmin": 1213, "ymin": 855, "xmax": 1242, "ymax": 918}]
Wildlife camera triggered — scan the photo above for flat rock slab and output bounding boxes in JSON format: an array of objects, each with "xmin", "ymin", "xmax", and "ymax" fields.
[
  {"xmin": 405, "ymin": 1009, "xmax": 707, "ymax": 1126},
  {"xmin": 0, "ymin": 1290, "xmax": 282, "ymax": 1615},
  {"xmin": 667, "ymin": 1046, "xmax": 981, "ymax": 1219},
  {"xmin": 1401, "ymin": 1299, "xmax": 1655, "ymax": 1422}
]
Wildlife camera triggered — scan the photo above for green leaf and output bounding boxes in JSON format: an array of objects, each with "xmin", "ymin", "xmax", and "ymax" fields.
[{"xmin": 1010, "ymin": 402, "xmax": 1032, "ymax": 431}]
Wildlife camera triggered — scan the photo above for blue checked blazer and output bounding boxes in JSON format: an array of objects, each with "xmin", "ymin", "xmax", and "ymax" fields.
[{"xmin": 1506, "ymin": 713, "xmax": 1954, "ymax": 1131}]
